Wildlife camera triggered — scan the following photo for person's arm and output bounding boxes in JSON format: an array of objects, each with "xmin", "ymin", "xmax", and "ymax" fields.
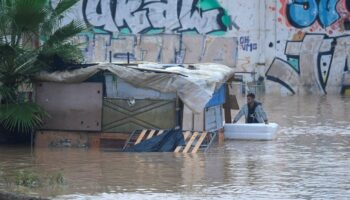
[
  {"xmin": 232, "ymin": 106, "xmax": 245, "ymax": 123},
  {"xmin": 256, "ymin": 105, "xmax": 268, "ymax": 124}
]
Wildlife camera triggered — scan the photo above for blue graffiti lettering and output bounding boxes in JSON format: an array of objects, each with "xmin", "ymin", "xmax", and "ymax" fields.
[
  {"xmin": 287, "ymin": 0, "xmax": 340, "ymax": 28},
  {"xmin": 318, "ymin": 0, "xmax": 340, "ymax": 27},
  {"xmin": 239, "ymin": 36, "xmax": 257, "ymax": 52},
  {"xmin": 287, "ymin": 0, "xmax": 318, "ymax": 28}
]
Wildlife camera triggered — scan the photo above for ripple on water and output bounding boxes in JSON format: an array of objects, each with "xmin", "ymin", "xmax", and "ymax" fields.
[{"xmin": 0, "ymin": 95, "xmax": 350, "ymax": 199}]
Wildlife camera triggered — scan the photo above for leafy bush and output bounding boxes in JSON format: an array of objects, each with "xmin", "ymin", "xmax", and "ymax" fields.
[{"xmin": 0, "ymin": 0, "xmax": 85, "ymax": 133}]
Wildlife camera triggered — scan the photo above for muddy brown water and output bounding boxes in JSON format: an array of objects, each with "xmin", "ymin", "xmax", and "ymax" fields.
[{"xmin": 1, "ymin": 95, "xmax": 350, "ymax": 199}]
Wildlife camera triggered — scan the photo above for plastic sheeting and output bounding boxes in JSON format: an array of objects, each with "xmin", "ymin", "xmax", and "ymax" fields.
[
  {"xmin": 224, "ymin": 123, "xmax": 279, "ymax": 140},
  {"xmin": 125, "ymin": 129, "xmax": 185, "ymax": 152},
  {"xmin": 34, "ymin": 63, "xmax": 234, "ymax": 113}
]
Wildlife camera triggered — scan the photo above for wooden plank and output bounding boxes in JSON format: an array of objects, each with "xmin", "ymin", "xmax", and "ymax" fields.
[
  {"xmin": 183, "ymin": 131, "xmax": 191, "ymax": 140},
  {"xmin": 182, "ymin": 105, "xmax": 194, "ymax": 131},
  {"xmin": 37, "ymin": 82, "xmax": 103, "ymax": 131},
  {"xmin": 146, "ymin": 130, "xmax": 156, "ymax": 139},
  {"xmin": 228, "ymin": 95, "xmax": 239, "ymax": 110},
  {"xmin": 174, "ymin": 131, "xmax": 191, "ymax": 152},
  {"xmin": 156, "ymin": 130, "xmax": 164, "ymax": 135},
  {"xmin": 191, "ymin": 132, "xmax": 207, "ymax": 153},
  {"xmin": 194, "ymin": 112, "xmax": 205, "ymax": 131},
  {"xmin": 182, "ymin": 132, "xmax": 199, "ymax": 153},
  {"xmin": 135, "ymin": 129, "xmax": 147, "ymax": 144}
]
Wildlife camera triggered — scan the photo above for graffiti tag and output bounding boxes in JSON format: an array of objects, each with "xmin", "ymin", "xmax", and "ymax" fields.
[
  {"xmin": 239, "ymin": 36, "xmax": 257, "ymax": 52},
  {"xmin": 81, "ymin": 0, "xmax": 230, "ymax": 34}
]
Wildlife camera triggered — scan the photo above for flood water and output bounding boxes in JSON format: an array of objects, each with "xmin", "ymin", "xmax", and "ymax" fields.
[{"xmin": 1, "ymin": 95, "xmax": 350, "ymax": 199}]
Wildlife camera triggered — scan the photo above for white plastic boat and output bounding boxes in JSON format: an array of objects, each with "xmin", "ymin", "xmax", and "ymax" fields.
[{"xmin": 224, "ymin": 123, "xmax": 279, "ymax": 140}]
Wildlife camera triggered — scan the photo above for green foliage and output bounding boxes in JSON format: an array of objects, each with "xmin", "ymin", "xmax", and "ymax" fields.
[
  {"xmin": 0, "ymin": 0, "xmax": 85, "ymax": 72},
  {"xmin": 0, "ymin": 103, "xmax": 48, "ymax": 133},
  {"xmin": 48, "ymin": 172, "xmax": 65, "ymax": 185},
  {"xmin": 0, "ymin": 0, "xmax": 85, "ymax": 133},
  {"xmin": 52, "ymin": 0, "xmax": 80, "ymax": 17},
  {"xmin": 2, "ymin": 169, "xmax": 65, "ymax": 189},
  {"xmin": 15, "ymin": 170, "xmax": 40, "ymax": 188},
  {"xmin": 38, "ymin": 21, "xmax": 86, "ymax": 71}
]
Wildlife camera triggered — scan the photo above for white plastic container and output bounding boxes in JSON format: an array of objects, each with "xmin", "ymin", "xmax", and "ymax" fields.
[{"xmin": 224, "ymin": 123, "xmax": 279, "ymax": 140}]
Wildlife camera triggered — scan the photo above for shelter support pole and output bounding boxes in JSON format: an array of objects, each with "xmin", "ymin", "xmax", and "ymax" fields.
[
  {"xmin": 223, "ymin": 83, "xmax": 232, "ymax": 123},
  {"xmin": 218, "ymin": 128, "xmax": 225, "ymax": 145},
  {"xmin": 223, "ymin": 74, "xmax": 235, "ymax": 123}
]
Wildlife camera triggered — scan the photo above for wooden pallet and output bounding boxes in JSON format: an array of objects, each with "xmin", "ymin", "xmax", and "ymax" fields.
[{"xmin": 122, "ymin": 129, "xmax": 216, "ymax": 153}]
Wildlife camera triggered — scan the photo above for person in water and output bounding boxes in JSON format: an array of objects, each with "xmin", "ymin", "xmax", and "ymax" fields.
[{"xmin": 232, "ymin": 93, "xmax": 269, "ymax": 124}]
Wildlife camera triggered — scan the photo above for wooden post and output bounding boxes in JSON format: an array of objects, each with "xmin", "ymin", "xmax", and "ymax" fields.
[
  {"xmin": 223, "ymin": 74, "xmax": 237, "ymax": 123},
  {"xmin": 218, "ymin": 128, "xmax": 225, "ymax": 145},
  {"xmin": 223, "ymin": 83, "xmax": 232, "ymax": 123}
]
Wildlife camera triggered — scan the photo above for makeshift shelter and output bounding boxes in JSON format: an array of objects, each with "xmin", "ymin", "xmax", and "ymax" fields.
[{"xmin": 34, "ymin": 63, "xmax": 234, "ymax": 150}]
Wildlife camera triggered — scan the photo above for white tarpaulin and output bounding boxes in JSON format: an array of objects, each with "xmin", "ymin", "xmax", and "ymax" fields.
[{"xmin": 34, "ymin": 63, "xmax": 234, "ymax": 112}]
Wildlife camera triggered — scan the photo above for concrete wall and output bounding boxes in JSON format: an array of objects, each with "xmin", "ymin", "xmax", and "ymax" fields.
[{"xmin": 56, "ymin": 0, "xmax": 350, "ymax": 94}]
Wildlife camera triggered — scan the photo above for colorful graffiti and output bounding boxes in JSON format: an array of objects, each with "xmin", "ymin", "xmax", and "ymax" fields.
[
  {"xmin": 286, "ymin": 0, "xmax": 340, "ymax": 28},
  {"xmin": 281, "ymin": 0, "xmax": 350, "ymax": 30},
  {"xmin": 49, "ymin": 0, "xmax": 237, "ymax": 65},
  {"xmin": 266, "ymin": 33, "xmax": 350, "ymax": 94},
  {"xmin": 76, "ymin": 0, "xmax": 232, "ymax": 34}
]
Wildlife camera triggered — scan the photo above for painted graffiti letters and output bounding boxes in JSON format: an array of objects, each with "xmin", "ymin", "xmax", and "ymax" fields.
[
  {"xmin": 287, "ymin": 0, "xmax": 340, "ymax": 28},
  {"xmin": 266, "ymin": 34, "xmax": 349, "ymax": 94},
  {"xmin": 143, "ymin": 0, "xmax": 179, "ymax": 31},
  {"xmin": 318, "ymin": 0, "xmax": 339, "ymax": 27},
  {"xmin": 239, "ymin": 36, "xmax": 257, "ymax": 52},
  {"xmin": 81, "ymin": 0, "xmax": 229, "ymax": 34},
  {"xmin": 84, "ymin": 0, "xmax": 118, "ymax": 32},
  {"xmin": 287, "ymin": 0, "xmax": 318, "ymax": 28},
  {"xmin": 176, "ymin": 1, "xmax": 224, "ymax": 33}
]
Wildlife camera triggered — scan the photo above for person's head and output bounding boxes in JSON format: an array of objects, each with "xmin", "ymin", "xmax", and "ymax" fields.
[{"xmin": 247, "ymin": 93, "xmax": 255, "ymax": 105}]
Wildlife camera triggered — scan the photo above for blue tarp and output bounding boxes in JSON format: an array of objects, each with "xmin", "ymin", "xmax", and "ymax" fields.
[
  {"xmin": 125, "ymin": 129, "xmax": 185, "ymax": 152},
  {"xmin": 205, "ymin": 84, "xmax": 226, "ymax": 108}
]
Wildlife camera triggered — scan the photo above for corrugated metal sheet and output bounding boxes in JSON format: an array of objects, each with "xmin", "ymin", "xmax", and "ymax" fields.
[
  {"xmin": 36, "ymin": 82, "xmax": 103, "ymax": 131},
  {"xmin": 102, "ymin": 98, "xmax": 176, "ymax": 133}
]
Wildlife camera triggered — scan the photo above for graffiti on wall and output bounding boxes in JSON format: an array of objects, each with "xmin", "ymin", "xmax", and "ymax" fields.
[
  {"xmin": 239, "ymin": 36, "xmax": 257, "ymax": 52},
  {"xmin": 266, "ymin": 33, "xmax": 350, "ymax": 94},
  {"xmin": 278, "ymin": 0, "xmax": 350, "ymax": 32},
  {"xmin": 286, "ymin": 0, "xmax": 340, "ymax": 28},
  {"xmin": 56, "ymin": 0, "xmax": 232, "ymax": 34},
  {"xmin": 76, "ymin": 34, "xmax": 238, "ymax": 66},
  {"xmin": 50, "ymin": 0, "xmax": 237, "ymax": 65}
]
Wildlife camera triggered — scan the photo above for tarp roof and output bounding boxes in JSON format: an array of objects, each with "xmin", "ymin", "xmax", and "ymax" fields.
[{"xmin": 34, "ymin": 63, "xmax": 234, "ymax": 113}]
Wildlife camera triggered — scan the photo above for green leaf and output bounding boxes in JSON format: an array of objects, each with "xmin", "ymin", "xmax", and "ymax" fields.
[
  {"xmin": 10, "ymin": 0, "xmax": 48, "ymax": 32},
  {"xmin": 53, "ymin": 0, "xmax": 80, "ymax": 16},
  {"xmin": 0, "ymin": 0, "xmax": 84, "ymax": 131},
  {"xmin": 44, "ymin": 20, "xmax": 85, "ymax": 47},
  {"xmin": 0, "ymin": 102, "xmax": 48, "ymax": 133}
]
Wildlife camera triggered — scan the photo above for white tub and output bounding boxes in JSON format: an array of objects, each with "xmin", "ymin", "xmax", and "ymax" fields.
[{"xmin": 224, "ymin": 123, "xmax": 279, "ymax": 140}]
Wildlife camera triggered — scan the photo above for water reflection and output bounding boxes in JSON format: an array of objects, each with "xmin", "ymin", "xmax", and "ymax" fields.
[{"xmin": 0, "ymin": 95, "xmax": 349, "ymax": 199}]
